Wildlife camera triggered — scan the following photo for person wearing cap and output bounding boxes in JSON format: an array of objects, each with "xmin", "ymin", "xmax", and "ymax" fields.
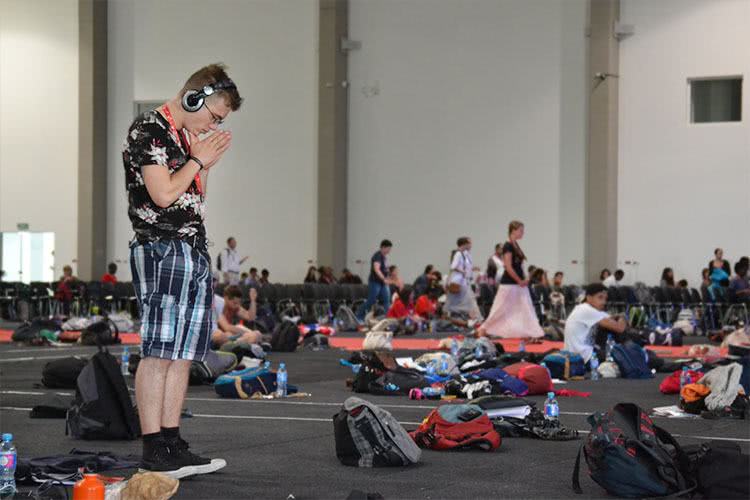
[{"xmin": 563, "ymin": 283, "xmax": 628, "ymax": 365}]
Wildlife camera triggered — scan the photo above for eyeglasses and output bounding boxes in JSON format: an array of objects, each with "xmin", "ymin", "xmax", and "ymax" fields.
[{"xmin": 205, "ymin": 102, "xmax": 225, "ymax": 125}]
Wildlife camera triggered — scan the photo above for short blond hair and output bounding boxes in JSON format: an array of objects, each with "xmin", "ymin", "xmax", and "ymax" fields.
[{"xmin": 181, "ymin": 63, "xmax": 243, "ymax": 111}]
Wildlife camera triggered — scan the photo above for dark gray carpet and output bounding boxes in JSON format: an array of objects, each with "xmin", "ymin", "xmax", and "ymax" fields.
[{"xmin": 1, "ymin": 342, "xmax": 747, "ymax": 499}]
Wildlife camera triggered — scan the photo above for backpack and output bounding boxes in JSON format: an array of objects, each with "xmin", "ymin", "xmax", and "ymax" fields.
[
  {"xmin": 349, "ymin": 351, "xmax": 397, "ymax": 393},
  {"xmin": 189, "ymin": 350, "xmax": 238, "ymax": 385},
  {"xmin": 659, "ymin": 369, "xmax": 702, "ymax": 394},
  {"xmin": 213, "ymin": 365, "xmax": 296, "ymax": 398},
  {"xmin": 368, "ymin": 368, "xmax": 427, "ymax": 396},
  {"xmin": 333, "ymin": 397, "xmax": 421, "ymax": 467},
  {"xmin": 572, "ymin": 403, "xmax": 694, "ymax": 498},
  {"xmin": 684, "ymin": 440, "xmax": 750, "ymax": 499},
  {"xmin": 42, "ymin": 356, "xmax": 88, "ymax": 389},
  {"xmin": 472, "ymin": 368, "xmax": 529, "ymax": 396},
  {"xmin": 270, "ymin": 320, "xmax": 300, "ymax": 352},
  {"xmin": 503, "ymin": 362, "xmax": 553, "ymax": 395},
  {"xmin": 541, "ymin": 351, "xmax": 585, "ymax": 380},
  {"xmin": 66, "ymin": 348, "xmax": 140, "ymax": 440},
  {"xmin": 611, "ymin": 341, "xmax": 653, "ymax": 379},
  {"xmin": 12, "ymin": 318, "xmax": 61, "ymax": 343},
  {"xmin": 633, "ymin": 282, "xmax": 654, "ymax": 305},
  {"xmin": 410, "ymin": 404, "xmax": 501, "ymax": 451},
  {"xmin": 80, "ymin": 319, "xmax": 120, "ymax": 346}
]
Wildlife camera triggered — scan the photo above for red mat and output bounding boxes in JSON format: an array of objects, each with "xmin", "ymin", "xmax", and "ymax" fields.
[
  {"xmin": 0, "ymin": 329, "xmax": 727, "ymax": 358},
  {"xmin": 0, "ymin": 329, "xmax": 141, "ymax": 345}
]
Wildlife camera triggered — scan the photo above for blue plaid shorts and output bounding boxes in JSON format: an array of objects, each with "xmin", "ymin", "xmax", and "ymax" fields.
[{"xmin": 130, "ymin": 239, "xmax": 213, "ymax": 361}]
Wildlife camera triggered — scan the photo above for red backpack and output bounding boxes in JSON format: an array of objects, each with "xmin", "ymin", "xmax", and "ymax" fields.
[
  {"xmin": 504, "ymin": 362, "xmax": 553, "ymax": 395},
  {"xmin": 410, "ymin": 404, "xmax": 501, "ymax": 451},
  {"xmin": 659, "ymin": 369, "xmax": 702, "ymax": 394}
]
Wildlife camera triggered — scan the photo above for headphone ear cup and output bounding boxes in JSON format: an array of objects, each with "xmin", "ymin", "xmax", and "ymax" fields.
[{"xmin": 182, "ymin": 90, "xmax": 204, "ymax": 112}]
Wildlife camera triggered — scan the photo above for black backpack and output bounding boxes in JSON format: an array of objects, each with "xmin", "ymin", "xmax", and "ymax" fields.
[
  {"xmin": 271, "ymin": 320, "xmax": 300, "ymax": 352},
  {"xmin": 12, "ymin": 318, "xmax": 61, "ymax": 343},
  {"xmin": 42, "ymin": 357, "xmax": 88, "ymax": 389},
  {"xmin": 80, "ymin": 319, "xmax": 120, "ymax": 346},
  {"xmin": 368, "ymin": 368, "xmax": 427, "ymax": 396},
  {"xmin": 684, "ymin": 440, "xmax": 750, "ymax": 499},
  {"xmin": 66, "ymin": 348, "xmax": 140, "ymax": 440},
  {"xmin": 572, "ymin": 403, "xmax": 694, "ymax": 498}
]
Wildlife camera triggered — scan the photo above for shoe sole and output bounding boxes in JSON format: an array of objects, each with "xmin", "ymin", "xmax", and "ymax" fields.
[{"xmin": 138, "ymin": 459, "xmax": 226, "ymax": 480}]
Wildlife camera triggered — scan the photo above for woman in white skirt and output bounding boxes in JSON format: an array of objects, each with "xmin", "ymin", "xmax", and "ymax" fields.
[
  {"xmin": 444, "ymin": 237, "xmax": 483, "ymax": 323},
  {"xmin": 477, "ymin": 221, "xmax": 543, "ymax": 339}
]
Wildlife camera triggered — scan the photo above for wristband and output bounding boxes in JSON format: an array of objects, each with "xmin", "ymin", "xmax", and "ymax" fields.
[{"xmin": 189, "ymin": 156, "xmax": 204, "ymax": 170}]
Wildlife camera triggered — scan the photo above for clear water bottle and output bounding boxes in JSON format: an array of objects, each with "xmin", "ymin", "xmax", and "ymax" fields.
[
  {"xmin": 384, "ymin": 383, "xmax": 400, "ymax": 392},
  {"xmin": 264, "ymin": 360, "xmax": 271, "ymax": 371},
  {"xmin": 450, "ymin": 338, "xmax": 460, "ymax": 360},
  {"xmin": 425, "ymin": 361, "xmax": 436, "ymax": 377},
  {"xmin": 276, "ymin": 362, "xmax": 288, "ymax": 398},
  {"xmin": 0, "ymin": 434, "xmax": 17, "ymax": 497},
  {"xmin": 544, "ymin": 392, "xmax": 559, "ymax": 421},
  {"xmin": 679, "ymin": 366, "xmax": 690, "ymax": 390},
  {"xmin": 519, "ymin": 340, "xmax": 526, "ymax": 353},
  {"xmin": 121, "ymin": 347, "xmax": 130, "ymax": 376},
  {"xmin": 440, "ymin": 354, "xmax": 449, "ymax": 374},
  {"xmin": 605, "ymin": 334, "xmax": 615, "ymax": 362},
  {"xmin": 590, "ymin": 356, "xmax": 600, "ymax": 381},
  {"xmin": 474, "ymin": 344, "xmax": 483, "ymax": 360}
]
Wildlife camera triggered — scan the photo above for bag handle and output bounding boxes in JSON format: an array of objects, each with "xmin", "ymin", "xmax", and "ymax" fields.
[{"xmin": 571, "ymin": 443, "xmax": 584, "ymax": 494}]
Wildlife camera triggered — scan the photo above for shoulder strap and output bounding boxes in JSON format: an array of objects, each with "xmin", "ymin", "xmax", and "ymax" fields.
[{"xmin": 572, "ymin": 443, "xmax": 584, "ymax": 494}]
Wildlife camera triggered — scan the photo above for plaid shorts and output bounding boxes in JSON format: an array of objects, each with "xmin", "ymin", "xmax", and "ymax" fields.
[{"xmin": 130, "ymin": 239, "xmax": 213, "ymax": 361}]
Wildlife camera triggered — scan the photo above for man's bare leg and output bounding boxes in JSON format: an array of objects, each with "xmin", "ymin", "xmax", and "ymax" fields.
[
  {"xmin": 161, "ymin": 359, "xmax": 191, "ymax": 428},
  {"xmin": 135, "ymin": 357, "xmax": 170, "ymax": 434}
]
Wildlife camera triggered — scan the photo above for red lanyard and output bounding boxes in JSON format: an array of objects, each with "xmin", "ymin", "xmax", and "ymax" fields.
[{"xmin": 162, "ymin": 105, "xmax": 203, "ymax": 195}]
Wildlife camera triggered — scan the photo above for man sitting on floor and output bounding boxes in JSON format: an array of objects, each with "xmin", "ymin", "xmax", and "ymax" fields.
[
  {"xmin": 563, "ymin": 283, "xmax": 628, "ymax": 365},
  {"xmin": 211, "ymin": 285, "xmax": 262, "ymax": 348}
]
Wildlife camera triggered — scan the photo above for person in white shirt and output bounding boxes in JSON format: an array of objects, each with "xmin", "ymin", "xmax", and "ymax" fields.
[
  {"xmin": 563, "ymin": 283, "xmax": 628, "ymax": 364},
  {"xmin": 445, "ymin": 236, "xmax": 482, "ymax": 322},
  {"xmin": 603, "ymin": 269, "xmax": 624, "ymax": 288},
  {"xmin": 218, "ymin": 237, "xmax": 248, "ymax": 285},
  {"xmin": 489, "ymin": 244, "xmax": 505, "ymax": 282}
]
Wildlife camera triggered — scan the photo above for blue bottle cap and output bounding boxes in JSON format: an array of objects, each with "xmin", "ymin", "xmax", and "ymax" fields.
[
  {"xmin": 547, "ymin": 392, "xmax": 555, "ymax": 398},
  {"xmin": 279, "ymin": 362, "xmax": 286, "ymax": 369},
  {"xmin": 1, "ymin": 434, "xmax": 11, "ymax": 441}
]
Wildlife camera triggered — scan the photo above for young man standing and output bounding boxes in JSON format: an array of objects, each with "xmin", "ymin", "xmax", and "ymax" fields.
[
  {"xmin": 123, "ymin": 63, "xmax": 242, "ymax": 478},
  {"xmin": 218, "ymin": 237, "xmax": 248, "ymax": 285},
  {"xmin": 358, "ymin": 239, "xmax": 394, "ymax": 320}
]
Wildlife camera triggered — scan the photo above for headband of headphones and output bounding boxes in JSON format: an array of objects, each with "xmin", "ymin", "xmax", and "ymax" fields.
[{"xmin": 182, "ymin": 79, "xmax": 237, "ymax": 113}]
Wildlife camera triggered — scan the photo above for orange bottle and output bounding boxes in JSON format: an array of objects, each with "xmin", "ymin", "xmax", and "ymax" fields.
[{"xmin": 73, "ymin": 473, "xmax": 105, "ymax": 500}]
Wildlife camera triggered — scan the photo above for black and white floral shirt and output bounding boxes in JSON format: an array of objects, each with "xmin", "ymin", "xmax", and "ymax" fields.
[{"xmin": 123, "ymin": 109, "xmax": 207, "ymax": 249}]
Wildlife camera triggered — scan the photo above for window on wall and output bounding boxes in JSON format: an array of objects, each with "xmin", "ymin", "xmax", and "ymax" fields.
[{"xmin": 689, "ymin": 77, "xmax": 742, "ymax": 123}]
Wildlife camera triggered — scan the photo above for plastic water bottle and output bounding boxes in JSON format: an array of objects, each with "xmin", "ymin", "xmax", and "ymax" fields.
[
  {"xmin": 440, "ymin": 354, "xmax": 449, "ymax": 374},
  {"xmin": 450, "ymin": 338, "xmax": 460, "ymax": 360},
  {"xmin": 0, "ymin": 434, "xmax": 17, "ymax": 497},
  {"xmin": 544, "ymin": 392, "xmax": 559, "ymax": 421},
  {"xmin": 605, "ymin": 334, "xmax": 615, "ymax": 362},
  {"xmin": 384, "ymin": 383, "xmax": 399, "ymax": 392},
  {"xmin": 590, "ymin": 356, "xmax": 600, "ymax": 381},
  {"xmin": 474, "ymin": 344, "xmax": 483, "ymax": 360},
  {"xmin": 276, "ymin": 363, "xmax": 288, "ymax": 398},
  {"xmin": 425, "ymin": 361, "xmax": 436, "ymax": 377},
  {"xmin": 264, "ymin": 360, "xmax": 271, "ymax": 371},
  {"xmin": 519, "ymin": 340, "xmax": 526, "ymax": 354},
  {"xmin": 339, "ymin": 359, "xmax": 361, "ymax": 374},
  {"xmin": 121, "ymin": 347, "xmax": 130, "ymax": 376},
  {"xmin": 679, "ymin": 366, "xmax": 690, "ymax": 390}
]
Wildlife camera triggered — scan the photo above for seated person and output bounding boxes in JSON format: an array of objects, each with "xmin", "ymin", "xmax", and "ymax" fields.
[
  {"xmin": 551, "ymin": 271, "xmax": 564, "ymax": 290},
  {"xmin": 339, "ymin": 268, "xmax": 363, "ymax": 284},
  {"xmin": 386, "ymin": 286, "xmax": 421, "ymax": 322},
  {"xmin": 729, "ymin": 261, "xmax": 750, "ymax": 303},
  {"xmin": 211, "ymin": 285, "xmax": 262, "ymax": 348},
  {"xmin": 415, "ymin": 289, "xmax": 440, "ymax": 319},
  {"xmin": 101, "ymin": 262, "xmax": 118, "ymax": 284},
  {"xmin": 563, "ymin": 283, "xmax": 628, "ymax": 365}
]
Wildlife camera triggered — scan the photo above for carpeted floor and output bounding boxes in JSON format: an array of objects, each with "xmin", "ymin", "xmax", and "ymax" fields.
[{"xmin": 0, "ymin": 340, "xmax": 747, "ymax": 499}]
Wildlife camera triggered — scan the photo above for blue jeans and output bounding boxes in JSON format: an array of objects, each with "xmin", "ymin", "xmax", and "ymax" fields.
[{"xmin": 358, "ymin": 280, "xmax": 391, "ymax": 320}]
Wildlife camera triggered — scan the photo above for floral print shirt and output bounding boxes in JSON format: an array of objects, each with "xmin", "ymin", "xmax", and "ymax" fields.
[{"xmin": 123, "ymin": 109, "xmax": 207, "ymax": 249}]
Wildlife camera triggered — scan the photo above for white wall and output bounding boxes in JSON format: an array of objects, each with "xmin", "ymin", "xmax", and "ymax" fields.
[
  {"xmin": 107, "ymin": 0, "xmax": 318, "ymax": 283},
  {"xmin": 0, "ymin": 0, "xmax": 79, "ymax": 279},
  {"xmin": 347, "ymin": 0, "xmax": 588, "ymax": 284},
  {"xmin": 619, "ymin": 0, "xmax": 750, "ymax": 286}
]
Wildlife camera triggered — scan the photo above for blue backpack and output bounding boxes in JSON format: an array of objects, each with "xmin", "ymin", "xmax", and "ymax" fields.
[
  {"xmin": 573, "ymin": 403, "xmax": 695, "ymax": 497},
  {"xmin": 611, "ymin": 342, "xmax": 653, "ymax": 379},
  {"xmin": 214, "ymin": 366, "xmax": 297, "ymax": 399},
  {"xmin": 541, "ymin": 351, "xmax": 585, "ymax": 380}
]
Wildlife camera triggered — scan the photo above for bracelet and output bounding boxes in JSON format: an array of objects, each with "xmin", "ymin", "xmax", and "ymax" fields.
[{"xmin": 189, "ymin": 156, "xmax": 204, "ymax": 170}]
